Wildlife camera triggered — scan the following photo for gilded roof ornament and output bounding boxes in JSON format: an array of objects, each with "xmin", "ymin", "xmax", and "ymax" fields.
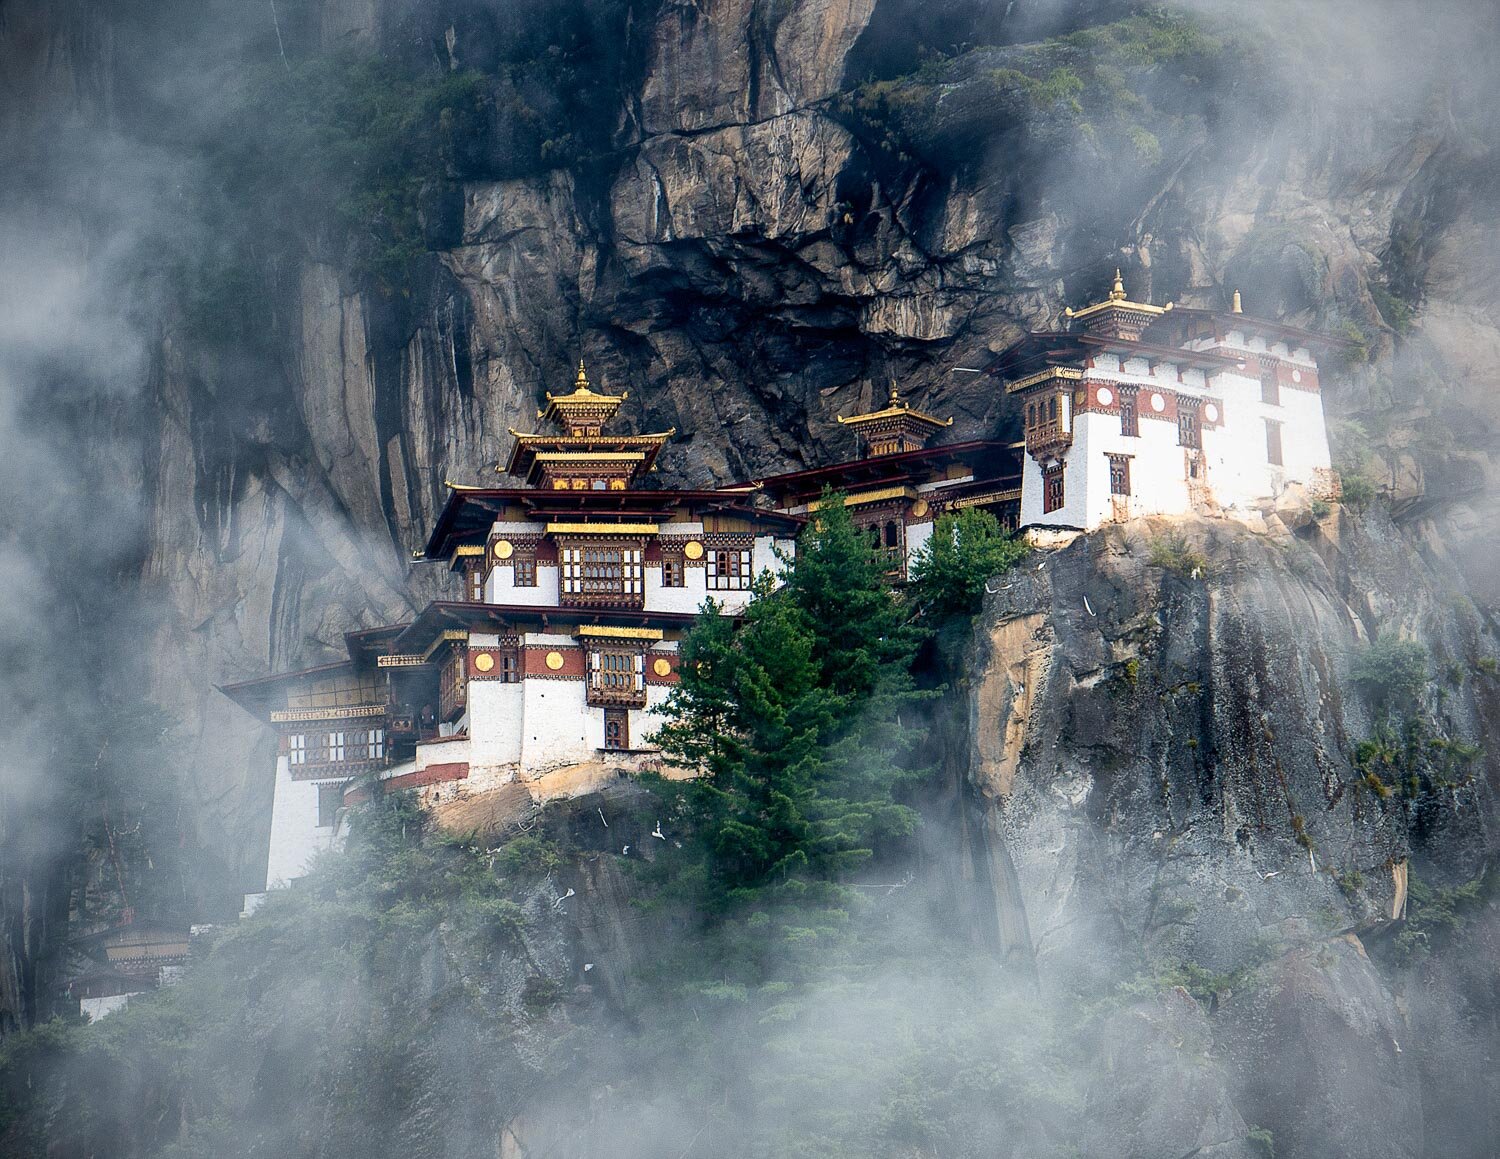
[
  {"xmin": 836, "ymin": 382, "xmax": 952, "ymax": 430},
  {"xmin": 1064, "ymin": 267, "xmax": 1173, "ymax": 330},
  {"xmin": 1232, "ymin": 289, "xmax": 1244, "ymax": 314}
]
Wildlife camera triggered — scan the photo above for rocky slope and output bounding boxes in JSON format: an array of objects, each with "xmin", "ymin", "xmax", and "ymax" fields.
[{"xmin": 957, "ymin": 510, "xmax": 1500, "ymax": 1159}]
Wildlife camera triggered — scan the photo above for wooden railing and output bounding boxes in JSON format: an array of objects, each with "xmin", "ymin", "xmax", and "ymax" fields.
[
  {"xmin": 1025, "ymin": 420, "xmax": 1072, "ymax": 456},
  {"xmin": 586, "ymin": 683, "xmax": 648, "ymax": 708}
]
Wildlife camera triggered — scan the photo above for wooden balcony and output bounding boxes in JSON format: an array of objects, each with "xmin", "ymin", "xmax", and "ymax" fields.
[
  {"xmin": 1025, "ymin": 421, "xmax": 1072, "ymax": 458},
  {"xmin": 586, "ymin": 683, "xmax": 648, "ymax": 708}
]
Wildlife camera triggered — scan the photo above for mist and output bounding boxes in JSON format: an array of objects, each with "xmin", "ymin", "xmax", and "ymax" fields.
[{"xmin": 2, "ymin": 1, "xmax": 1500, "ymax": 1156}]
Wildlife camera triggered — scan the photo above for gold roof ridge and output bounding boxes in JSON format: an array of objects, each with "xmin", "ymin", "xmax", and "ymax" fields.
[
  {"xmin": 837, "ymin": 382, "xmax": 953, "ymax": 429},
  {"xmin": 1065, "ymin": 269, "xmax": 1173, "ymax": 322}
]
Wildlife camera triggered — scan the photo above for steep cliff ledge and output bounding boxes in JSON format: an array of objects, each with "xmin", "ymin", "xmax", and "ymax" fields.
[{"xmin": 959, "ymin": 510, "xmax": 1500, "ymax": 1158}]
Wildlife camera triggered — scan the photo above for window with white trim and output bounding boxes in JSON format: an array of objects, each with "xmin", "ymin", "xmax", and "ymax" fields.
[
  {"xmin": 560, "ymin": 544, "xmax": 644, "ymax": 602},
  {"xmin": 587, "ymin": 647, "xmax": 646, "ymax": 706},
  {"xmin": 288, "ymin": 734, "xmax": 307, "ymax": 766},
  {"xmin": 707, "ymin": 548, "xmax": 752, "ymax": 590}
]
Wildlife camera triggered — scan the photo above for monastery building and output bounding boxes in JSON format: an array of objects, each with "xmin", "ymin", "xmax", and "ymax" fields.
[{"xmin": 223, "ymin": 277, "xmax": 1337, "ymax": 902}]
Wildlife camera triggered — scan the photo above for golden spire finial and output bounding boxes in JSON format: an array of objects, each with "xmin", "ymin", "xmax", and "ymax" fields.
[
  {"xmin": 1231, "ymin": 289, "xmax": 1243, "ymax": 314},
  {"xmin": 575, "ymin": 359, "xmax": 589, "ymax": 389},
  {"xmin": 888, "ymin": 380, "xmax": 902, "ymax": 405},
  {"xmin": 1111, "ymin": 269, "xmax": 1126, "ymax": 300}
]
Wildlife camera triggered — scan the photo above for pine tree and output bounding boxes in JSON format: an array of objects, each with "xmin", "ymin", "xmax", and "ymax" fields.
[
  {"xmin": 908, "ymin": 508, "xmax": 1028, "ymax": 620},
  {"xmin": 784, "ymin": 489, "xmax": 923, "ymax": 700},
  {"xmin": 651, "ymin": 495, "xmax": 926, "ymax": 921}
]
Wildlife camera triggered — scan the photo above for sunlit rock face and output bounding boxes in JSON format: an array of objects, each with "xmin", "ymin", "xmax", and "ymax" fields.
[{"xmin": 962, "ymin": 512, "xmax": 1498, "ymax": 1159}]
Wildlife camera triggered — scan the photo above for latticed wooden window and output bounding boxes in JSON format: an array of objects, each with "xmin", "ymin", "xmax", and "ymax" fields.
[
  {"xmin": 1119, "ymin": 388, "xmax": 1139, "ymax": 437},
  {"xmin": 513, "ymin": 554, "xmax": 537, "ymax": 587},
  {"xmin": 288, "ymin": 734, "xmax": 307, "ymax": 766},
  {"xmin": 1178, "ymin": 401, "xmax": 1201, "ymax": 449},
  {"xmin": 1043, "ymin": 464, "xmax": 1066, "ymax": 514},
  {"xmin": 707, "ymin": 549, "xmax": 752, "ymax": 590},
  {"xmin": 588, "ymin": 648, "xmax": 646, "ymax": 706},
  {"xmin": 1108, "ymin": 454, "xmax": 1132, "ymax": 496},
  {"xmin": 440, "ymin": 648, "xmax": 467, "ymax": 720},
  {"xmin": 466, "ymin": 563, "xmax": 485, "ymax": 603},
  {"xmin": 1261, "ymin": 374, "xmax": 1280, "ymax": 405},
  {"xmin": 604, "ymin": 709, "xmax": 629, "ymax": 750},
  {"xmin": 560, "ymin": 544, "xmax": 643, "ymax": 601},
  {"xmin": 661, "ymin": 550, "xmax": 685, "ymax": 588},
  {"xmin": 363, "ymin": 729, "xmax": 385, "ymax": 760}
]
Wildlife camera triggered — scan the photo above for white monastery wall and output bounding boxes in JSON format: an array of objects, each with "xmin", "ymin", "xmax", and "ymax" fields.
[
  {"xmin": 265, "ymin": 754, "xmax": 343, "ymax": 889},
  {"xmin": 904, "ymin": 519, "xmax": 934, "ymax": 568},
  {"xmin": 81, "ymin": 995, "xmax": 133, "ymax": 1022},
  {"xmin": 645, "ymin": 564, "xmax": 709, "ymax": 614},
  {"xmin": 467, "ymin": 681, "xmax": 525, "ymax": 766},
  {"xmin": 520, "ymin": 671, "xmax": 595, "ymax": 770}
]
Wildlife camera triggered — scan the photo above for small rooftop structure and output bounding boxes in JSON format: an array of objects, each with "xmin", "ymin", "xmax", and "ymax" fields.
[{"xmin": 836, "ymin": 382, "xmax": 954, "ymax": 457}]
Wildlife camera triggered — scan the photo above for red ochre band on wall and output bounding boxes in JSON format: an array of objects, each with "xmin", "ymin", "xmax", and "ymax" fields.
[{"xmin": 346, "ymin": 762, "xmax": 471, "ymax": 806}]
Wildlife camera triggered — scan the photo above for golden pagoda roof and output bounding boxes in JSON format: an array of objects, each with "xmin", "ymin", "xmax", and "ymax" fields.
[
  {"xmin": 836, "ymin": 384, "xmax": 953, "ymax": 431},
  {"xmin": 538, "ymin": 360, "xmax": 627, "ymax": 425},
  {"xmin": 1065, "ymin": 270, "xmax": 1172, "ymax": 323}
]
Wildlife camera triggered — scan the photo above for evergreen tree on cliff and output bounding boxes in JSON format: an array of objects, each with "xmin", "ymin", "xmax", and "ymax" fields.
[{"xmin": 651, "ymin": 494, "xmax": 924, "ymax": 921}]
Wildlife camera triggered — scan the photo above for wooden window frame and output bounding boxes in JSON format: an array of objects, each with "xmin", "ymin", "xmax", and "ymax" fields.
[
  {"xmin": 1261, "ymin": 375, "xmax": 1281, "ymax": 406},
  {"xmin": 316, "ymin": 783, "xmax": 343, "ymax": 829},
  {"xmin": 465, "ymin": 562, "xmax": 486, "ymax": 603},
  {"xmin": 1178, "ymin": 401, "xmax": 1202, "ymax": 450},
  {"xmin": 560, "ymin": 542, "xmax": 644, "ymax": 606},
  {"xmin": 707, "ymin": 548, "xmax": 752, "ymax": 591},
  {"xmin": 660, "ymin": 551, "xmax": 686, "ymax": 588},
  {"xmin": 1042, "ymin": 464, "xmax": 1066, "ymax": 514},
  {"xmin": 1265, "ymin": 419, "xmax": 1284, "ymax": 466},
  {"xmin": 512, "ymin": 554, "xmax": 537, "ymax": 587},
  {"xmin": 1118, "ymin": 387, "xmax": 1139, "ymax": 438},
  {"xmin": 603, "ymin": 708, "xmax": 630, "ymax": 751},
  {"xmin": 1107, "ymin": 453, "xmax": 1132, "ymax": 497},
  {"xmin": 587, "ymin": 646, "xmax": 647, "ymax": 707},
  {"xmin": 440, "ymin": 648, "xmax": 467, "ymax": 721}
]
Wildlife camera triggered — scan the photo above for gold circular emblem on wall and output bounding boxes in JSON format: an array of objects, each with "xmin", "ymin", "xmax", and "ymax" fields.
[
  {"xmin": 910, "ymin": 498, "xmax": 930, "ymax": 519},
  {"xmin": 683, "ymin": 540, "xmax": 705, "ymax": 560},
  {"xmin": 652, "ymin": 657, "xmax": 672, "ymax": 677},
  {"xmin": 473, "ymin": 653, "xmax": 495, "ymax": 673},
  {"xmin": 545, "ymin": 650, "xmax": 565, "ymax": 671},
  {"xmin": 492, "ymin": 539, "xmax": 514, "ymax": 560}
]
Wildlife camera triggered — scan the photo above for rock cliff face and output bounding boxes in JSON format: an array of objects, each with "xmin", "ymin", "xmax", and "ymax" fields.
[{"xmin": 959, "ymin": 511, "xmax": 1500, "ymax": 1159}]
